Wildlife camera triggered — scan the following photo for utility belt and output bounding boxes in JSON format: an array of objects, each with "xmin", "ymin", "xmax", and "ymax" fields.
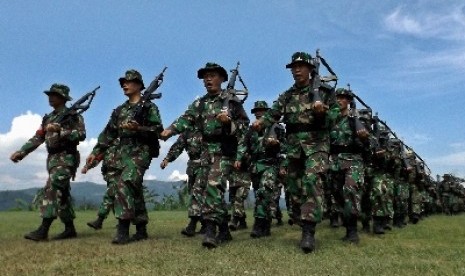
[
  {"xmin": 47, "ymin": 145, "xmax": 77, "ymax": 155},
  {"xmin": 286, "ymin": 123, "xmax": 323, "ymax": 134},
  {"xmin": 330, "ymin": 145, "xmax": 360, "ymax": 155}
]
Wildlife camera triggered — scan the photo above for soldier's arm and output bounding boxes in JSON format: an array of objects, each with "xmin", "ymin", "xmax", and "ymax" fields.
[
  {"xmin": 59, "ymin": 115, "xmax": 86, "ymax": 142},
  {"xmin": 91, "ymin": 110, "xmax": 119, "ymax": 156},
  {"xmin": 167, "ymin": 100, "xmax": 198, "ymax": 135},
  {"xmin": 259, "ymin": 95, "xmax": 285, "ymax": 129},
  {"xmin": 164, "ymin": 134, "xmax": 187, "ymax": 162}
]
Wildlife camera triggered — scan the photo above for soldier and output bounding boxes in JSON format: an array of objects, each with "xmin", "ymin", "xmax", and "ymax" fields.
[
  {"xmin": 10, "ymin": 83, "xmax": 86, "ymax": 241},
  {"xmin": 160, "ymin": 62, "xmax": 249, "ymax": 248},
  {"xmin": 252, "ymin": 52, "xmax": 335, "ymax": 253},
  {"xmin": 82, "ymin": 138, "xmax": 121, "ymax": 230},
  {"xmin": 160, "ymin": 129, "xmax": 203, "ymax": 237},
  {"xmin": 228, "ymin": 160, "xmax": 251, "ymax": 231},
  {"xmin": 85, "ymin": 69, "xmax": 163, "ymax": 244},
  {"xmin": 327, "ymin": 88, "xmax": 369, "ymax": 243},
  {"xmin": 235, "ymin": 100, "xmax": 285, "ymax": 238}
]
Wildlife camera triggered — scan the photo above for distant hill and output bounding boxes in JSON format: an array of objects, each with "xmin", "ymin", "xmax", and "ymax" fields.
[{"xmin": 0, "ymin": 180, "xmax": 185, "ymax": 211}]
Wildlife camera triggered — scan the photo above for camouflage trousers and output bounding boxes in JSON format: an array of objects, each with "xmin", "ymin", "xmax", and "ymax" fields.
[
  {"xmin": 97, "ymin": 168, "xmax": 119, "ymax": 218},
  {"xmin": 370, "ymin": 172, "xmax": 392, "ymax": 217},
  {"xmin": 114, "ymin": 147, "xmax": 151, "ymax": 223},
  {"xmin": 394, "ymin": 180, "xmax": 409, "ymax": 217},
  {"xmin": 229, "ymin": 169, "xmax": 251, "ymax": 218},
  {"xmin": 286, "ymin": 152, "xmax": 328, "ymax": 223},
  {"xmin": 328, "ymin": 154, "xmax": 364, "ymax": 220},
  {"xmin": 186, "ymin": 164, "xmax": 202, "ymax": 218},
  {"xmin": 408, "ymin": 183, "xmax": 422, "ymax": 217},
  {"xmin": 40, "ymin": 165, "xmax": 75, "ymax": 223},
  {"xmin": 199, "ymin": 154, "xmax": 232, "ymax": 224},
  {"xmin": 271, "ymin": 183, "xmax": 284, "ymax": 221},
  {"xmin": 251, "ymin": 163, "xmax": 278, "ymax": 220}
]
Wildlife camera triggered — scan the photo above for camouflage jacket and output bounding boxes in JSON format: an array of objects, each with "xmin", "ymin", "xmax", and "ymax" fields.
[
  {"xmin": 91, "ymin": 100, "xmax": 163, "ymax": 160},
  {"xmin": 164, "ymin": 130, "xmax": 202, "ymax": 167},
  {"xmin": 168, "ymin": 90, "xmax": 249, "ymax": 157},
  {"xmin": 259, "ymin": 83, "xmax": 336, "ymax": 160},
  {"xmin": 19, "ymin": 106, "xmax": 85, "ymax": 170}
]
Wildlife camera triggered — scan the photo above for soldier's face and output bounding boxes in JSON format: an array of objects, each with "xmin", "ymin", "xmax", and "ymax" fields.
[
  {"xmin": 253, "ymin": 110, "xmax": 266, "ymax": 119},
  {"xmin": 121, "ymin": 81, "xmax": 142, "ymax": 97},
  {"xmin": 336, "ymin": 95, "xmax": 350, "ymax": 110},
  {"xmin": 290, "ymin": 63, "xmax": 311, "ymax": 86},
  {"xmin": 203, "ymin": 71, "xmax": 223, "ymax": 93},
  {"xmin": 48, "ymin": 93, "xmax": 66, "ymax": 109}
]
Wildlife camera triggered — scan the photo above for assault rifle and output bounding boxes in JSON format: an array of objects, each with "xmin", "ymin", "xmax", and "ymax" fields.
[
  {"xmin": 346, "ymin": 84, "xmax": 368, "ymax": 134},
  {"xmin": 377, "ymin": 119, "xmax": 414, "ymax": 171},
  {"xmin": 222, "ymin": 62, "xmax": 249, "ymax": 117},
  {"xmin": 131, "ymin": 66, "xmax": 167, "ymax": 124},
  {"xmin": 54, "ymin": 86, "xmax": 100, "ymax": 124},
  {"xmin": 310, "ymin": 49, "xmax": 338, "ymax": 106}
]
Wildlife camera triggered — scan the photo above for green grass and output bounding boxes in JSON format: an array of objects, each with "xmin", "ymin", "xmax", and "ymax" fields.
[{"xmin": 0, "ymin": 211, "xmax": 464, "ymax": 276}]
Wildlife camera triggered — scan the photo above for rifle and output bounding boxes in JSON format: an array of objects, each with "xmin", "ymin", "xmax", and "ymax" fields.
[
  {"xmin": 377, "ymin": 119, "xmax": 414, "ymax": 171},
  {"xmin": 346, "ymin": 84, "xmax": 368, "ymax": 134},
  {"xmin": 310, "ymin": 49, "xmax": 338, "ymax": 106},
  {"xmin": 222, "ymin": 62, "xmax": 249, "ymax": 116},
  {"xmin": 131, "ymin": 66, "xmax": 167, "ymax": 124},
  {"xmin": 54, "ymin": 86, "xmax": 100, "ymax": 124}
]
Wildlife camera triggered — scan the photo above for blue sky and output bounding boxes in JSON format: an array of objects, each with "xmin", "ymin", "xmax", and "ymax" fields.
[{"xmin": 1, "ymin": 1, "xmax": 464, "ymax": 190}]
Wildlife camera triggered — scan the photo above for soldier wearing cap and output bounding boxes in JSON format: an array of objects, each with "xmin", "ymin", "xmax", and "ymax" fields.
[
  {"xmin": 10, "ymin": 83, "xmax": 86, "ymax": 241},
  {"xmin": 235, "ymin": 100, "xmax": 285, "ymax": 238},
  {"xmin": 327, "ymin": 88, "xmax": 370, "ymax": 243},
  {"xmin": 85, "ymin": 69, "xmax": 163, "ymax": 244},
  {"xmin": 252, "ymin": 52, "xmax": 336, "ymax": 253},
  {"xmin": 161, "ymin": 62, "xmax": 250, "ymax": 249}
]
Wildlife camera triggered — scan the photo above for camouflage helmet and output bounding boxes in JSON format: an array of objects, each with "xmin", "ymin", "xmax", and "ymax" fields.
[
  {"xmin": 197, "ymin": 62, "xmax": 228, "ymax": 82},
  {"xmin": 251, "ymin": 100, "xmax": 270, "ymax": 113},
  {"xmin": 335, "ymin": 88, "xmax": 354, "ymax": 100},
  {"xmin": 286, "ymin": 52, "xmax": 314, "ymax": 69},
  {"xmin": 119, "ymin": 69, "xmax": 145, "ymax": 89},
  {"xmin": 43, "ymin": 83, "xmax": 72, "ymax": 101}
]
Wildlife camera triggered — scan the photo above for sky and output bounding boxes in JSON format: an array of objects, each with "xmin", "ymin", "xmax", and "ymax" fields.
[{"xmin": 1, "ymin": 1, "xmax": 464, "ymax": 190}]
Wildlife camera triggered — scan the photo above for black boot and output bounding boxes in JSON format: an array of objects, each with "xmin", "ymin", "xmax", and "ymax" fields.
[
  {"xmin": 393, "ymin": 214, "xmax": 405, "ymax": 228},
  {"xmin": 237, "ymin": 216, "xmax": 248, "ymax": 230},
  {"xmin": 228, "ymin": 216, "xmax": 240, "ymax": 231},
  {"xmin": 131, "ymin": 222, "xmax": 148, "ymax": 242},
  {"xmin": 181, "ymin": 217, "xmax": 199, "ymax": 237},
  {"xmin": 263, "ymin": 219, "xmax": 271, "ymax": 237},
  {"xmin": 342, "ymin": 216, "xmax": 359, "ymax": 243},
  {"xmin": 24, "ymin": 218, "xmax": 54, "ymax": 241},
  {"xmin": 202, "ymin": 220, "xmax": 217, "ymax": 249},
  {"xmin": 300, "ymin": 221, "xmax": 316, "ymax": 253},
  {"xmin": 53, "ymin": 220, "xmax": 77, "ymax": 240},
  {"xmin": 87, "ymin": 216, "xmax": 105, "ymax": 230},
  {"xmin": 362, "ymin": 218, "xmax": 371, "ymax": 233},
  {"xmin": 112, "ymin": 219, "xmax": 130, "ymax": 245},
  {"xmin": 330, "ymin": 213, "xmax": 340, "ymax": 228},
  {"xmin": 409, "ymin": 213, "xmax": 420, "ymax": 224},
  {"xmin": 216, "ymin": 217, "xmax": 233, "ymax": 244},
  {"xmin": 383, "ymin": 217, "xmax": 392, "ymax": 231},
  {"xmin": 373, "ymin": 216, "xmax": 385, "ymax": 234},
  {"xmin": 276, "ymin": 217, "xmax": 283, "ymax": 226},
  {"xmin": 198, "ymin": 219, "xmax": 206, "ymax": 234},
  {"xmin": 250, "ymin": 218, "xmax": 265, "ymax": 238}
]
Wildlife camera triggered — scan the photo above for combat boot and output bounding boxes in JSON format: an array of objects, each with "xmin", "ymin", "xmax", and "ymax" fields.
[
  {"xmin": 53, "ymin": 221, "xmax": 77, "ymax": 240},
  {"xmin": 409, "ymin": 213, "xmax": 420, "ymax": 224},
  {"xmin": 342, "ymin": 216, "xmax": 359, "ymax": 244},
  {"xmin": 330, "ymin": 213, "xmax": 340, "ymax": 228},
  {"xmin": 383, "ymin": 217, "xmax": 392, "ymax": 231},
  {"xmin": 372, "ymin": 216, "xmax": 385, "ymax": 234},
  {"xmin": 237, "ymin": 216, "xmax": 248, "ymax": 230},
  {"xmin": 263, "ymin": 219, "xmax": 271, "ymax": 237},
  {"xmin": 202, "ymin": 220, "xmax": 217, "ymax": 249},
  {"xmin": 24, "ymin": 218, "xmax": 54, "ymax": 241},
  {"xmin": 250, "ymin": 218, "xmax": 265, "ymax": 238},
  {"xmin": 362, "ymin": 217, "xmax": 371, "ymax": 233},
  {"xmin": 181, "ymin": 217, "xmax": 200, "ymax": 237},
  {"xmin": 130, "ymin": 222, "xmax": 148, "ymax": 242},
  {"xmin": 393, "ymin": 214, "xmax": 404, "ymax": 228},
  {"xmin": 87, "ymin": 216, "xmax": 105, "ymax": 230},
  {"xmin": 300, "ymin": 221, "xmax": 316, "ymax": 253},
  {"xmin": 276, "ymin": 217, "xmax": 284, "ymax": 226},
  {"xmin": 228, "ymin": 216, "xmax": 240, "ymax": 231},
  {"xmin": 216, "ymin": 217, "xmax": 233, "ymax": 244},
  {"xmin": 112, "ymin": 219, "xmax": 130, "ymax": 245},
  {"xmin": 198, "ymin": 219, "xmax": 206, "ymax": 235}
]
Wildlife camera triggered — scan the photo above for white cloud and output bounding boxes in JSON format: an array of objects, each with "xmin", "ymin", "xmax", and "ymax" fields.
[
  {"xmin": 429, "ymin": 150, "xmax": 465, "ymax": 178},
  {"xmin": 168, "ymin": 170, "xmax": 188, "ymax": 182}
]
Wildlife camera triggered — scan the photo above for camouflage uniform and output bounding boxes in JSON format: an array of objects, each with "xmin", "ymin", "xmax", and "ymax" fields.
[
  {"xmin": 237, "ymin": 101, "xmax": 285, "ymax": 237},
  {"xmin": 257, "ymin": 52, "xmax": 335, "ymax": 252},
  {"xmin": 228, "ymin": 161, "xmax": 251, "ymax": 229},
  {"xmin": 16, "ymin": 84, "xmax": 85, "ymax": 241},
  {"xmin": 162, "ymin": 130, "xmax": 203, "ymax": 236},
  {"xmin": 90, "ymin": 70, "xmax": 163, "ymax": 243},
  {"xmin": 166, "ymin": 63, "xmax": 249, "ymax": 247}
]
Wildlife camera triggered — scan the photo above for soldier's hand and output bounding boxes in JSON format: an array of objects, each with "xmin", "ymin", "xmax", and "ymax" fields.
[
  {"xmin": 45, "ymin": 123, "xmax": 61, "ymax": 132},
  {"xmin": 313, "ymin": 101, "xmax": 328, "ymax": 115},
  {"xmin": 160, "ymin": 159, "xmax": 169, "ymax": 169},
  {"xmin": 251, "ymin": 120, "xmax": 262, "ymax": 131},
  {"xmin": 81, "ymin": 165, "xmax": 89, "ymax": 174},
  {"xmin": 357, "ymin": 129, "xmax": 369, "ymax": 140},
  {"xmin": 279, "ymin": 167, "xmax": 287, "ymax": 177},
  {"xmin": 86, "ymin": 154, "xmax": 96, "ymax": 167},
  {"xmin": 160, "ymin": 129, "xmax": 173, "ymax": 141},
  {"xmin": 234, "ymin": 161, "xmax": 241, "ymax": 170},
  {"xmin": 216, "ymin": 112, "xmax": 231, "ymax": 124},
  {"xmin": 10, "ymin": 151, "xmax": 24, "ymax": 163},
  {"xmin": 120, "ymin": 120, "xmax": 140, "ymax": 131}
]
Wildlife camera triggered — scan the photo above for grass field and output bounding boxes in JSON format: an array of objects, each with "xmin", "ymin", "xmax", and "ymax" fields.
[{"xmin": 0, "ymin": 211, "xmax": 464, "ymax": 276}]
